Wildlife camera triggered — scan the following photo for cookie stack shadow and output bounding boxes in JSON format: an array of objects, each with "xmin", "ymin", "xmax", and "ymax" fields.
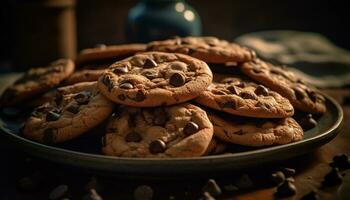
[{"xmin": 0, "ymin": 36, "xmax": 326, "ymax": 158}]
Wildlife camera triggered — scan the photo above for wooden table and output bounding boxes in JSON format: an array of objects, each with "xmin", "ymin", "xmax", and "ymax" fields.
[{"xmin": 0, "ymin": 73, "xmax": 349, "ymax": 200}]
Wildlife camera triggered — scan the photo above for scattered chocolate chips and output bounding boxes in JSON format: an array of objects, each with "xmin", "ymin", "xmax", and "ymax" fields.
[
  {"xmin": 133, "ymin": 185, "xmax": 154, "ymax": 200},
  {"xmin": 202, "ymin": 179, "xmax": 222, "ymax": 197},
  {"xmin": 46, "ymin": 111, "xmax": 61, "ymax": 121},
  {"xmin": 322, "ymin": 167, "xmax": 343, "ymax": 186},
  {"xmin": 293, "ymin": 87, "xmax": 306, "ymax": 100},
  {"xmin": 74, "ymin": 91, "xmax": 92, "ymax": 105},
  {"xmin": 199, "ymin": 192, "xmax": 216, "ymax": 200},
  {"xmin": 281, "ymin": 167, "xmax": 296, "ymax": 178},
  {"xmin": 149, "ymin": 139, "xmax": 166, "ymax": 154},
  {"xmin": 142, "ymin": 70, "xmax": 158, "ymax": 79},
  {"xmin": 270, "ymin": 171, "xmax": 285, "ymax": 185},
  {"xmin": 119, "ymin": 82, "xmax": 134, "ymax": 89},
  {"xmin": 298, "ymin": 114, "xmax": 317, "ymax": 131},
  {"xmin": 101, "ymin": 75, "xmax": 114, "ymax": 92},
  {"xmin": 227, "ymin": 85, "xmax": 238, "ymax": 95},
  {"xmin": 134, "ymin": 91, "xmax": 146, "ymax": 102},
  {"xmin": 330, "ymin": 154, "xmax": 350, "ymax": 170},
  {"xmin": 125, "ymin": 132, "xmax": 142, "ymax": 143},
  {"xmin": 301, "ymin": 191, "xmax": 319, "ymax": 200},
  {"xmin": 183, "ymin": 122, "xmax": 199, "ymax": 136},
  {"xmin": 49, "ymin": 184, "xmax": 69, "ymax": 200},
  {"xmin": 169, "ymin": 73, "xmax": 186, "ymax": 87},
  {"xmin": 43, "ymin": 128, "xmax": 57, "ymax": 144},
  {"xmin": 274, "ymin": 179, "xmax": 296, "ymax": 197},
  {"xmin": 66, "ymin": 104, "xmax": 80, "ymax": 114},
  {"xmin": 188, "ymin": 48, "xmax": 196, "ymax": 55},
  {"xmin": 83, "ymin": 189, "xmax": 103, "ymax": 200},
  {"xmin": 239, "ymin": 92, "xmax": 257, "ymax": 100},
  {"xmin": 254, "ymin": 85, "xmax": 269, "ymax": 96},
  {"xmin": 143, "ymin": 58, "xmax": 158, "ymax": 68},
  {"xmin": 113, "ymin": 66, "xmax": 128, "ymax": 74}
]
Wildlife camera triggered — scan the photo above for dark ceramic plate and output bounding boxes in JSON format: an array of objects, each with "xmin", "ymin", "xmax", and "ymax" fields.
[{"xmin": 0, "ymin": 95, "xmax": 343, "ymax": 176}]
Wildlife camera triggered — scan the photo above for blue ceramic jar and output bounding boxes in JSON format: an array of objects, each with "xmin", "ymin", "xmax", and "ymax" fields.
[{"xmin": 126, "ymin": 0, "xmax": 201, "ymax": 43}]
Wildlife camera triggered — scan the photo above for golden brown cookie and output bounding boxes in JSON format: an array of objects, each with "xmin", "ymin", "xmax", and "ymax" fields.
[
  {"xmin": 1, "ymin": 59, "xmax": 74, "ymax": 106},
  {"xmin": 147, "ymin": 36, "xmax": 256, "ymax": 63},
  {"xmin": 102, "ymin": 103, "xmax": 213, "ymax": 158},
  {"xmin": 195, "ymin": 75, "xmax": 294, "ymax": 118},
  {"xmin": 98, "ymin": 51, "xmax": 213, "ymax": 107},
  {"xmin": 209, "ymin": 113, "xmax": 303, "ymax": 147},
  {"xmin": 240, "ymin": 59, "xmax": 326, "ymax": 114},
  {"xmin": 23, "ymin": 82, "xmax": 114, "ymax": 144}
]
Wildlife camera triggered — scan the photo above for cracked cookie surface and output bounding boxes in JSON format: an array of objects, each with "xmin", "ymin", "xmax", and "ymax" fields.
[
  {"xmin": 23, "ymin": 82, "xmax": 114, "ymax": 144},
  {"xmin": 98, "ymin": 51, "xmax": 213, "ymax": 107},
  {"xmin": 1, "ymin": 59, "xmax": 74, "ymax": 106},
  {"xmin": 102, "ymin": 103, "xmax": 213, "ymax": 158},
  {"xmin": 195, "ymin": 75, "xmax": 294, "ymax": 118},
  {"xmin": 209, "ymin": 113, "xmax": 303, "ymax": 147},
  {"xmin": 147, "ymin": 36, "xmax": 256, "ymax": 64},
  {"xmin": 240, "ymin": 59, "xmax": 326, "ymax": 114}
]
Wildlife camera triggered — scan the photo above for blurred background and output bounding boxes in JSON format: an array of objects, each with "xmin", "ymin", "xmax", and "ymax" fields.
[{"xmin": 0, "ymin": 0, "xmax": 348, "ymax": 71}]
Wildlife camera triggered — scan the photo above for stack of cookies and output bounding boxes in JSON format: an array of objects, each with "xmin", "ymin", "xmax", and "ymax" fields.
[{"xmin": 0, "ymin": 36, "xmax": 326, "ymax": 158}]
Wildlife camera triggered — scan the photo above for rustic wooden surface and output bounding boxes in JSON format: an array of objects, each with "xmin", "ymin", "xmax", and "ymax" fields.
[{"xmin": 0, "ymin": 73, "xmax": 349, "ymax": 199}]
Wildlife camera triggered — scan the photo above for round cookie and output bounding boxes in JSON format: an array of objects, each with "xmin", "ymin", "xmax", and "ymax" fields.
[
  {"xmin": 97, "ymin": 51, "xmax": 213, "ymax": 107},
  {"xmin": 240, "ymin": 59, "xmax": 326, "ymax": 114},
  {"xmin": 23, "ymin": 82, "xmax": 114, "ymax": 144},
  {"xmin": 76, "ymin": 43, "xmax": 146, "ymax": 65},
  {"xmin": 147, "ymin": 36, "xmax": 256, "ymax": 64},
  {"xmin": 1, "ymin": 59, "xmax": 74, "ymax": 106},
  {"xmin": 209, "ymin": 113, "xmax": 303, "ymax": 147},
  {"xmin": 102, "ymin": 103, "xmax": 213, "ymax": 158},
  {"xmin": 195, "ymin": 75, "xmax": 294, "ymax": 118}
]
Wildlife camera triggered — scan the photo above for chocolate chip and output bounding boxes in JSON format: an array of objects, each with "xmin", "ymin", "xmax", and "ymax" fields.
[
  {"xmin": 188, "ymin": 48, "xmax": 196, "ymax": 55},
  {"xmin": 54, "ymin": 93, "xmax": 63, "ymax": 105},
  {"xmin": 252, "ymin": 68, "xmax": 263, "ymax": 73},
  {"xmin": 294, "ymin": 87, "xmax": 306, "ymax": 100},
  {"xmin": 143, "ymin": 58, "xmax": 158, "ymax": 68},
  {"xmin": 235, "ymin": 82, "xmax": 246, "ymax": 88},
  {"xmin": 134, "ymin": 91, "xmax": 146, "ymax": 102},
  {"xmin": 169, "ymin": 73, "xmax": 186, "ymax": 87},
  {"xmin": 134, "ymin": 185, "xmax": 153, "ymax": 200},
  {"xmin": 227, "ymin": 85, "xmax": 238, "ymax": 95},
  {"xmin": 274, "ymin": 180, "xmax": 296, "ymax": 197},
  {"xmin": 301, "ymin": 191, "xmax": 319, "ymax": 200},
  {"xmin": 239, "ymin": 92, "xmax": 257, "ymax": 100},
  {"xmin": 74, "ymin": 91, "xmax": 91, "ymax": 105},
  {"xmin": 119, "ymin": 82, "xmax": 134, "ymax": 89},
  {"xmin": 142, "ymin": 70, "xmax": 158, "ymax": 79},
  {"xmin": 270, "ymin": 171, "xmax": 285, "ymax": 185},
  {"xmin": 43, "ymin": 128, "xmax": 57, "ymax": 144},
  {"xmin": 233, "ymin": 130, "xmax": 244, "ymax": 135},
  {"xmin": 49, "ymin": 184, "xmax": 69, "ymax": 200},
  {"xmin": 183, "ymin": 122, "xmax": 199, "ymax": 136},
  {"xmin": 308, "ymin": 91, "xmax": 325, "ymax": 103},
  {"xmin": 125, "ymin": 132, "xmax": 142, "ymax": 142},
  {"xmin": 330, "ymin": 154, "xmax": 350, "ymax": 170},
  {"xmin": 101, "ymin": 76, "xmax": 114, "ymax": 92},
  {"xmin": 118, "ymin": 94, "xmax": 126, "ymax": 101},
  {"xmin": 220, "ymin": 101, "xmax": 237, "ymax": 110},
  {"xmin": 66, "ymin": 104, "xmax": 80, "ymax": 114},
  {"xmin": 199, "ymin": 192, "xmax": 216, "ymax": 200},
  {"xmin": 299, "ymin": 114, "xmax": 317, "ymax": 131},
  {"xmin": 149, "ymin": 139, "xmax": 166, "ymax": 154},
  {"xmin": 322, "ymin": 167, "xmax": 343, "ymax": 186},
  {"xmin": 254, "ymin": 85, "xmax": 269, "ymax": 96},
  {"xmin": 46, "ymin": 111, "xmax": 61, "ymax": 121},
  {"xmin": 202, "ymin": 179, "xmax": 222, "ymax": 197},
  {"xmin": 280, "ymin": 167, "xmax": 296, "ymax": 177},
  {"xmin": 113, "ymin": 66, "xmax": 128, "ymax": 74},
  {"xmin": 83, "ymin": 189, "xmax": 103, "ymax": 200}
]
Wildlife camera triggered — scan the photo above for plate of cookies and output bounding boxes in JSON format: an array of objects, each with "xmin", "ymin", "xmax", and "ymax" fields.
[{"xmin": 0, "ymin": 37, "xmax": 343, "ymax": 176}]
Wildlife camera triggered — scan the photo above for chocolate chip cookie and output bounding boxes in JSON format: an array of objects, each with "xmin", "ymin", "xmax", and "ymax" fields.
[
  {"xmin": 102, "ymin": 103, "xmax": 213, "ymax": 157},
  {"xmin": 1, "ymin": 59, "xmax": 74, "ymax": 106},
  {"xmin": 97, "ymin": 51, "xmax": 213, "ymax": 107},
  {"xmin": 240, "ymin": 59, "xmax": 326, "ymax": 114},
  {"xmin": 209, "ymin": 113, "xmax": 303, "ymax": 147},
  {"xmin": 147, "ymin": 36, "xmax": 256, "ymax": 64},
  {"xmin": 195, "ymin": 75, "xmax": 294, "ymax": 118},
  {"xmin": 23, "ymin": 82, "xmax": 114, "ymax": 144},
  {"xmin": 64, "ymin": 69, "xmax": 106, "ymax": 85},
  {"xmin": 76, "ymin": 43, "xmax": 146, "ymax": 66}
]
